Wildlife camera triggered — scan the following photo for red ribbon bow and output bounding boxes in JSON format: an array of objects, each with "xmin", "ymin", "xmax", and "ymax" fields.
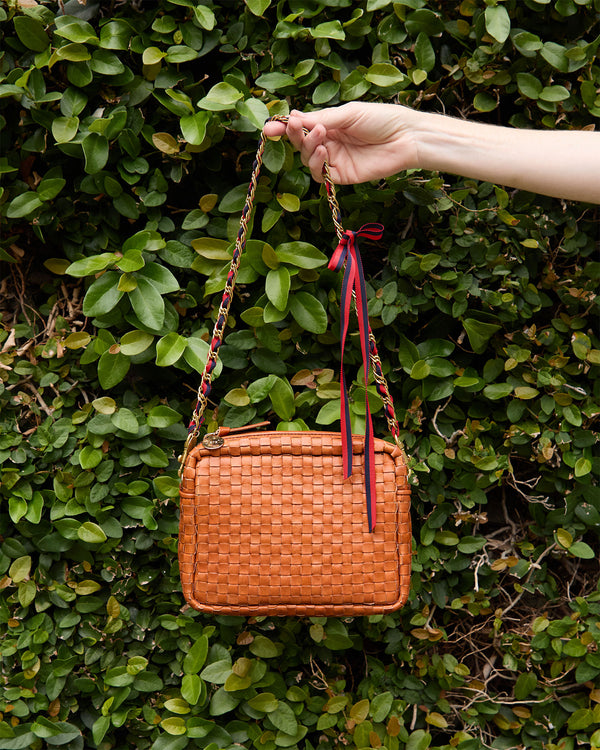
[{"xmin": 328, "ymin": 223, "xmax": 384, "ymax": 531}]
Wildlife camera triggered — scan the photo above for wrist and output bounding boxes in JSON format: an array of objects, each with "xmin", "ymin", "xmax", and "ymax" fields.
[{"xmin": 412, "ymin": 111, "xmax": 474, "ymax": 174}]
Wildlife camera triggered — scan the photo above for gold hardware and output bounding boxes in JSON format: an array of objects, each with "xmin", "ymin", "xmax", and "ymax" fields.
[{"xmin": 202, "ymin": 431, "xmax": 225, "ymax": 450}]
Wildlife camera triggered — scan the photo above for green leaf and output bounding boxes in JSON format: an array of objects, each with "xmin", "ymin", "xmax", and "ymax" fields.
[
  {"xmin": 0, "ymin": 84, "xmax": 25, "ymax": 99},
  {"xmin": 414, "ymin": 32, "xmax": 435, "ymax": 72},
  {"xmin": 514, "ymin": 671, "xmax": 537, "ymax": 700},
  {"xmin": 156, "ymin": 332, "xmax": 187, "ymax": 366},
  {"xmin": 83, "ymin": 272, "xmax": 124, "ymax": 317},
  {"xmin": 275, "ymin": 242, "xmax": 328, "ymax": 269},
  {"xmin": 92, "ymin": 716, "xmax": 110, "ymax": 746},
  {"xmin": 513, "ymin": 31, "xmax": 543, "ymax": 54},
  {"xmin": 514, "ymin": 386, "xmax": 539, "ymax": 400},
  {"xmin": 197, "ymin": 82, "xmax": 243, "ymax": 111},
  {"xmin": 142, "ymin": 46, "xmax": 166, "ymax": 65},
  {"xmin": 556, "ymin": 528, "xmax": 574, "ymax": 549},
  {"xmin": 269, "ymin": 378, "xmax": 295, "ymax": 421},
  {"xmin": 120, "ymin": 330, "xmax": 154, "ymax": 356},
  {"xmin": 147, "ymin": 405, "xmax": 182, "ymax": 428},
  {"xmin": 245, "ymin": 0, "xmax": 271, "ymax": 16},
  {"xmin": 236, "ymin": 98, "xmax": 270, "ymax": 129},
  {"xmin": 249, "ymin": 635, "xmax": 281, "ymax": 658},
  {"xmin": 255, "ymin": 72, "xmax": 296, "ymax": 92},
  {"xmin": 269, "ymin": 703, "xmax": 298, "ymax": 735},
  {"xmin": 181, "ymin": 674, "xmax": 203, "ymax": 705},
  {"xmin": 100, "ymin": 20, "xmax": 132, "ymax": 50},
  {"xmin": 7, "ymin": 192, "xmax": 44, "ymax": 218},
  {"xmin": 410, "ymin": 360, "xmax": 431, "ymax": 380},
  {"xmin": 462, "ymin": 318, "xmax": 501, "ymax": 353},
  {"xmin": 485, "ymin": 5, "xmax": 511, "ymax": 43},
  {"xmin": 315, "ymin": 397, "xmax": 341, "ymax": 425},
  {"xmin": 9, "ymin": 556, "xmax": 31, "ymax": 583},
  {"xmin": 90, "ymin": 49, "xmax": 125, "ymax": 75},
  {"xmin": 247, "ymin": 693, "xmax": 279, "ymax": 712},
  {"xmin": 567, "ymin": 708, "xmax": 594, "ymax": 732},
  {"xmin": 218, "ymin": 184, "xmax": 249, "ymax": 213},
  {"xmin": 563, "ymin": 404, "xmax": 582, "ymax": 427},
  {"xmin": 151, "ymin": 736, "xmax": 187, "ymax": 750},
  {"xmin": 165, "ymin": 45, "xmax": 199, "ymax": 63},
  {"xmin": 77, "ymin": 522, "xmax": 107, "ymax": 544},
  {"xmin": 289, "ymin": 292, "xmax": 328, "ymax": 334},
  {"xmin": 14, "ymin": 16, "xmax": 49, "ymax": 52},
  {"xmin": 111, "ymin": 408, "xmax": 139, "ymax": 434},
  {"xmin": 195, "ymin": 5, "xmax": 216, "ymax": 30},
  {"xmin": 37, "ymin": 177, "xmax": 67, "ymax": 201},
  {"xmin": 365, "ymin": 63, "xmax": 405, "ymax": 87},
  {"xmin": 263, "ymin": 139, "xmax": 286, "ymax": 173},
  {"xmin": 55, "ymin": 17, "xmax": 99, "ymax": 44},
  {"xmin": 180, "ymin": 111, "xmax": 210, "ymax": 145},
  {"xmin": 568, "ymin": 540, "xmax": 595, "ymax": 558},
  {"xmin": 517, "ymin": 73, "xmax": 544, "ymax": 99},
  {"xmin": 183, "ymin": 635, "xmax": 209, "ymax": 674},
  {"xmin": 225, "ymin": 388, "xmax": 251, "ymax": 407},
  {"xmin": 201, "ymin": 659, "xmax": 233, "ymax": 684},
  {"xmin": 266, "ymin": 267, "xmax": 290, "ymax": 311},
  {"xmin": 247, "ymin": 374, "xmax": 278, "ymax": 402},
  {"xmin": 123, "ymin": 230, "xmax": 166, "ymax": 254},
  {"xmin": 54, "ymin": 43, "xmax": 92, "ymax": 62},
  {"xmin": 9, "ymin": 498, "xmax": 27, "ymax": 524},
  {"xmin": 370, "ymin": 692, "xmax": 393, "ymax": 722},
  {"xmin": 483, "ymin": 383, "xmax": 513, "ymax": 400},
  {"xmin": 341, "ymin": 69, "xmax": 371, "ymax": 101},
  {"xmin": 210, "ymin": 687, "xmax": 240, "ymax": 716},
  {"xmin": 311, "ymin": 21, "xmax": 345, "ymax": 40},
  {"xmin": 405, "ymin": 729, "xmax": 432, "ymax": 750},
  {"xmin": 164, "ymin": 698, "xmax": 190, "ymax": 715},
  {"xmin": 276, "ymin": 193, "xmax": 301, "ymax": 212},
  {"xmin": 152, "ymin": 132, "xmax": 179, "ymax": 154},
  {"xmin": 67, "ymin": 253, "xmax": 115, "ymax": 277},
  {"xmin": 161, "ymin": 717, "xmax": 186, "ymax": 735},
  {"xmin": 98, "ymin": 350, "xmax": 130, "ymax": 389},
  {"xmin": 541, "ymin": 41, "xmax": 569, "ymax": 72},
  {"xmin": 129, "ymin": 277, "xmax": 165, "ymax": 331},
  {"xmin": 539, "ymin": 85, "xmax": 570, "ymax": 102},
  {"xmin": 83, "ymin": 132, "xmax": 109, "ymax": 174},
  {"xmin": 473, "ymin": 92, "xmax": 497, "ymax": 112}
]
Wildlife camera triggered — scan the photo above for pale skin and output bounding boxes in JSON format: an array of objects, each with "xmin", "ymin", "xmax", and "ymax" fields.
[{"xmin": 262, "ymin": 102, "xmax": 600, "ymax": 204}]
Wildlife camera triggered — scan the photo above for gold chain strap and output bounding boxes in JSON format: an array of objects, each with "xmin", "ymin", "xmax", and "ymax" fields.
[{"xmin": 180, "ymin": 117, "xmax": 400, "ymax": 470}]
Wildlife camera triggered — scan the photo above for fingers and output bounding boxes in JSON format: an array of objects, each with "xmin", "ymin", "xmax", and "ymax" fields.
[
  {"xmin": 287, "ymin": 114, "xmax": 327, "ymax": 174},
  {"xmin": 308, "ymin": 145, "xmax": 328, "ymax": 183},
  {"xmin": 263, "ymin": 109, "xmax": 329, "ymax": 181},
  {"xmin": 262, "ymin": 120, "xmax": 286, "ymax": 137}
]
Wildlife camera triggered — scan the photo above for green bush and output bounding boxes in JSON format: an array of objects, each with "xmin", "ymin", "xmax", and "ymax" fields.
[{"xmin": 1, "ymin": 1, "xmax": 599, "ymax": 749}]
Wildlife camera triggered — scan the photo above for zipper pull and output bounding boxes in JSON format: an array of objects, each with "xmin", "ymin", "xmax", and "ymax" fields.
[{"xmin": 202, "ymin": 420, "xmax": 270, "ymax": 450}]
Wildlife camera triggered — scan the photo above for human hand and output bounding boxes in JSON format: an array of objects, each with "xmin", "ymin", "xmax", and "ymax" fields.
[{"xmin": 262, "ymin": 102, "xmax": 420, "ymax": 184}]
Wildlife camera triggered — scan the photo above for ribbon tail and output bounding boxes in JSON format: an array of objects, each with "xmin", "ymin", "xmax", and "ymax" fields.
[
  {"xmin": 338, "ymin": 249, "xmax": 354, "ymax": 481},
  {"xmin": 352, "ymin": 237, "xmax": 377, "ymax": 531}
]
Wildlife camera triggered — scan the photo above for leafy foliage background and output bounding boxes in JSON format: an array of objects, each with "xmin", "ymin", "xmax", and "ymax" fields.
[{"xmin": 1, "ymin": 0, "xmax": 599, "ymax": 749}]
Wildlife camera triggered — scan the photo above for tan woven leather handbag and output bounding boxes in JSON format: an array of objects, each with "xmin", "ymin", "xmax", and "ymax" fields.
[{"xmin": 178, "ymin": 117, "xmax": 411, "ymax": 616}]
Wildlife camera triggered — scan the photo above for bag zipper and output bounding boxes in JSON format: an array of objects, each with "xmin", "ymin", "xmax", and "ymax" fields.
[{"xmin": 202, "ymin": 420, "xmax": 271, "ymax": 450}]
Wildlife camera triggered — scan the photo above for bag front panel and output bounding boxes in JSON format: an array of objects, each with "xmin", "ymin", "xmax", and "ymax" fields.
[{"xmin": 179, "ymin": 432, "xmax": 411, "ymax": 616}]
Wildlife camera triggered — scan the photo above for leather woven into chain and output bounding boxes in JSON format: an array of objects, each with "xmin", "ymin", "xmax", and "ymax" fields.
[{"xmin": 187, "ymin": 115, "xmax": 400, "ymax": 447}]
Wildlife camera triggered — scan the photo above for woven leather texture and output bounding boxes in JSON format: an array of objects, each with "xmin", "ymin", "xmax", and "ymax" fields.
[{"xmin": 179, "ymin": 431, "xmax": 411, "ymax": 616}]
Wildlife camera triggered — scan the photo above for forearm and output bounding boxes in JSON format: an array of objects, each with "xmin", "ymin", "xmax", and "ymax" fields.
[{"xmin": 414, "ymin": 111, "xmax": 600, "ymax": 203}]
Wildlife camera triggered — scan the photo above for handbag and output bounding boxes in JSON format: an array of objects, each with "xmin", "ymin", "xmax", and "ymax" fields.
[{"xmin": 178, "ymin": 116, "xmax": 411, "ymax": 616}]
